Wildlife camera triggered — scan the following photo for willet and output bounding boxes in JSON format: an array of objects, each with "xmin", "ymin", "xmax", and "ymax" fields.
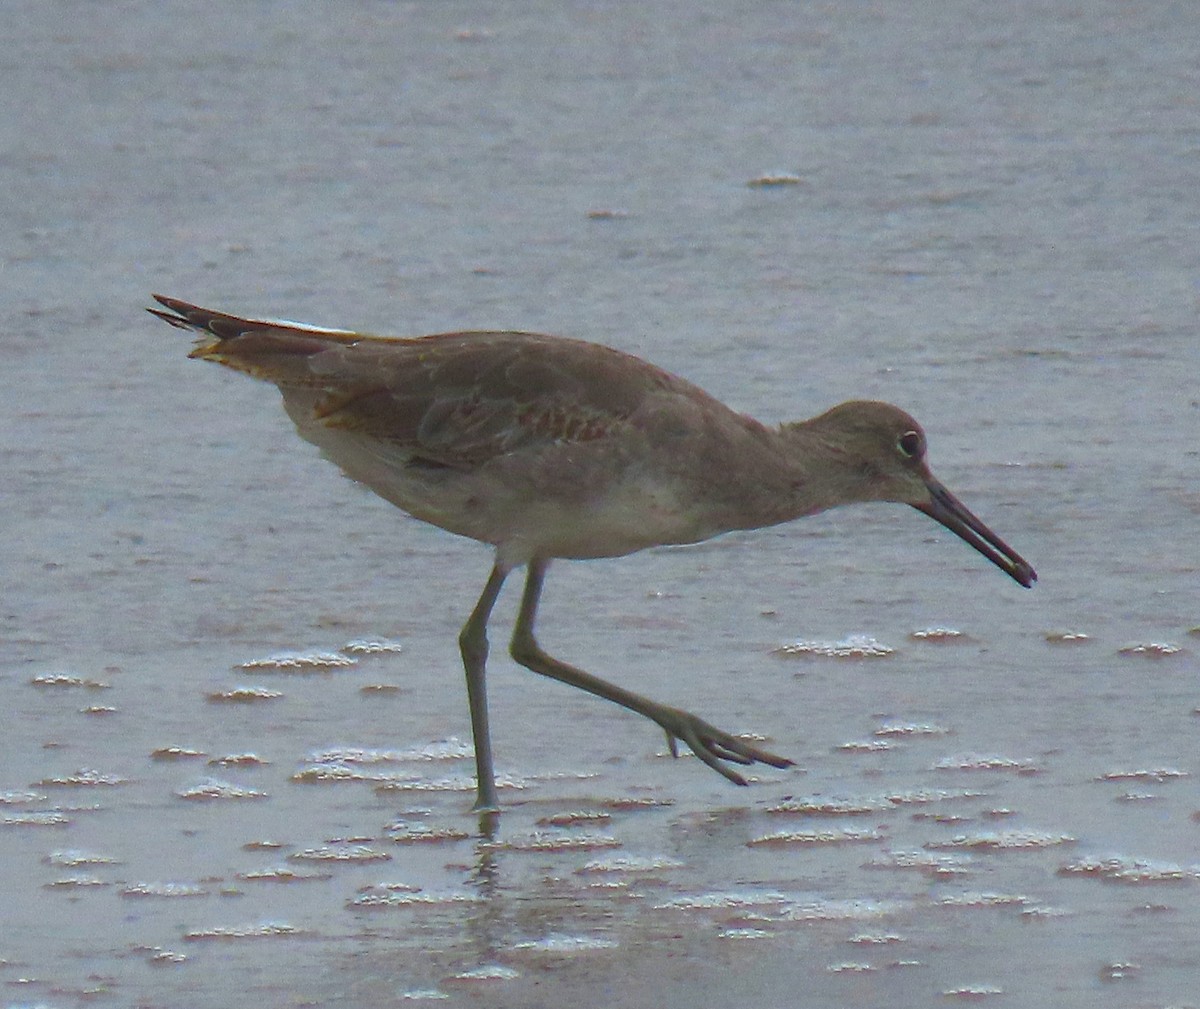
[{"xmin": 150, "ymin": 295, "xmax": 1036, "ymax": 812}]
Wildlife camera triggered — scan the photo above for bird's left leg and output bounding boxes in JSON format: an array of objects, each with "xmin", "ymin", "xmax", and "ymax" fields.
[{"xmin": 508, "ymin": 559, "xmax": 793, "ymax": 785}]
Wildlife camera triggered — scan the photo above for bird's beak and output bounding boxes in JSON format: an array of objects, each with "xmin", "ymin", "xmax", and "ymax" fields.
[{"xmin": 914, "ymin": 479, "xmax": 1037, "ymax": 587}]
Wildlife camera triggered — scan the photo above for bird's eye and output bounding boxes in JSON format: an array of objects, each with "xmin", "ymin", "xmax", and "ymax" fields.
[{"xmin": 897, "ymin": 431, "xmax": 922, "ymax": 459}]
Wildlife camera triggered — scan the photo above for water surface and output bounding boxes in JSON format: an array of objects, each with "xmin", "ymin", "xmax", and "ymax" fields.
[{"xmin": 2, "ymin": 2, "xmax": 1198, "ymax": 1006}]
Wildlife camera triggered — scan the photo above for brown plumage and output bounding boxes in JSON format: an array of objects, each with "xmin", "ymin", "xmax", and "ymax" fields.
[{"xmin": 151, "ymin": 294, "xmax": 1035, "ymax": 812}]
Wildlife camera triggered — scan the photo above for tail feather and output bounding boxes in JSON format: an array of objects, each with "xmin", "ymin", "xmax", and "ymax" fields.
[
  {"xmin": 149, "ymin": 294, "xmax": 368, "ymax": 384},
  {"xmin": 147, "ymin": 294, "xmax": 262, "ymax": 340}
]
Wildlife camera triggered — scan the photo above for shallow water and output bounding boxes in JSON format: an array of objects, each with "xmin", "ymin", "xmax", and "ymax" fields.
[{"xmin": 3, "ymin": 2, "xmax": 1198, "ymax": 1006}]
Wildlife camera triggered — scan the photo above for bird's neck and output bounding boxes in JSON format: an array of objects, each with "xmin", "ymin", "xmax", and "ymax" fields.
[{"xmin": 773, "ymin": 420, "xmax": 870, "ymax": 519}]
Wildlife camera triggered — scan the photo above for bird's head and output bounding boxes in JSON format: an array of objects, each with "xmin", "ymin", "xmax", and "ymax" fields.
[{"xmin": 789, "ymin": 401, "xmax": 1036, "ymax": 587}]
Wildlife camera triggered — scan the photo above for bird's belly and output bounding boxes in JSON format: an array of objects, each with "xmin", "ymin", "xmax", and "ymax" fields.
[
  {"xmin": 292, "ymin": 422, "xmax": 724, "ymax": 564},
  {"xmin": 509, "ymin": 479, "xmax": 718, "ymax": 561}
]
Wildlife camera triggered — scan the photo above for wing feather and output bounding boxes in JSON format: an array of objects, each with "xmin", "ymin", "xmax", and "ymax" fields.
[{"xmin": 152, "ymin": 296, "xmax": 688, "ymax": 471}]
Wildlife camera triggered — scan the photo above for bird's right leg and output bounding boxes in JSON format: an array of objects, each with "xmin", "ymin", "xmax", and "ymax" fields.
[
  {"xmin": 459, "ymin": 564, "xmax": 509, "ymax": 813},
  {"xmin": 509, "ymin": 559, "xmax": 794, "ymax": 785}
]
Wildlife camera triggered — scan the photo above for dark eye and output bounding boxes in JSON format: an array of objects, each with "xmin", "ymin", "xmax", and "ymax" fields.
[{"xmin": 897, "ymin": 430, "xmax": 922, "ymax": 459}]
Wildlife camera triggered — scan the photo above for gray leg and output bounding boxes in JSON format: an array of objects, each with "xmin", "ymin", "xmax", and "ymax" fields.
[
  {"xmin": 509, "ymin": 559, "xmax": 793, "ymax": 785},
  {"xmin": 459, "ymin": 564, "xmax": 508, "ymax": 812}
]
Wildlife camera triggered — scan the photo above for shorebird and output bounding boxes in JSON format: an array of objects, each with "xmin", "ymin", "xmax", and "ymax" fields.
[{"xmin": 150, "ymin": 295, "xmax": 1036, "ymax": 812}]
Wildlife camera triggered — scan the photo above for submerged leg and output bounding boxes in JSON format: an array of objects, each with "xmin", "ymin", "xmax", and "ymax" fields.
[
  {"xmin": 509, "ymin": 559, "xmax": 793, "ymax": 785},
  {"xmin": 458, "ymin": 564, "xmax": 509, "ymax": 812}
]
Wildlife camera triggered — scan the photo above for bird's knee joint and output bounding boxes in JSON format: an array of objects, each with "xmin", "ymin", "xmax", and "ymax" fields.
[
  {"xmin": 509, "ymin": 632, "xmax": 539, "ymax": 667},
  {"xmin": 459, "ymin": 625, "xmax": 488, "ymax": 664}
]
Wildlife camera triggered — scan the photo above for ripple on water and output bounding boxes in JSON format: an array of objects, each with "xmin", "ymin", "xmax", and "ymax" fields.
[
  {"xmin": 593, "ymin": 795, "xmax": 675, "ymax": 811},
  {"xmin": 176, "ymin": 778, "xmax": 268, "ymax": 801},
  {"xmin": 746, "ymin": 172, "xmax": 805, "ymax": 187},
  {"xmin": 1043, "ymin": 631, "xmax": 1091, "ymax": 644},
  {"xmin": 122, "ymin": 881, "xmax": 209, "ymax": 898},
  {"xmin": 236, "ymin": 866, "xmax": 334, "ymax": 883},
  {"xmin": 1097, "ymin": 767, "xmax": 1189, "ymax": 782},
  {"xmin": 717, "ymin": 927, "xmax": 774, "ymax": 940},
  {"xmin": 385, "ymin": 821, "xmax": 472, "ymax": 844},
  {"xmin": 0, "ymin": 790, "xmax": 48, "ymax": 805},
  {"xmin": 183, "ymin": 922, "xmax": 303, "ymax": 941},
  {"xmin": 508, "ymin": 934, "xmax": 619, "ymax": 954},
  {"xmin": 43, "ymin": 849, "xmax": 121, "ymax": 866},
  {"xmin": 238, "ymin": 650, "xmax": 357, "ymax": 670},
  {"xmin": 924, "ymin": 830, "xmax": 1076, "ymax": 851},
  {"xmin": 208, "ymin": 753, "xmax": 269, "ymax": 767},
  {"xmin": 773, "ymin": 635, "xmax": 894, "ymax": 659},
  {"xmin": 576, "ymin": 854, "xmax": 686, "ymax": 876},
  {"xmin": 1019, "ymin": 905, "xmax": 1072, "ymax": 920},
  {"xmin": 342, "ymin": 638, "xmax": 404, "ymax": 654},
  {"xmin": 143, "ymin": 946, "xmax": 189, "ymax": 965},
  {"xmin": 768, "ymin": 898, "xmax": 904, "ymax": 923},
  {"xmin": 655, "ymin": 889, "xmax": 792, "ymax": 911},
  {"xmin": 349, "ymin": 884, "xmax": 483, "ymax": 908},
  {"xmin": 911, "ymin": 811, "xmax": 972, "ymax": 826},
  {"xmin": 874, "ymin": 721, "xmax": 952, "ymax": 738},
  {"xmin": 34, "ymin": 768, "xmax": 128, "ymax": 788},
  {"xmin": 767, "ymin": 794, "xmax": 895, "ymax": 815},
  {"xmin": 766, "ymin": 791, "xmax": 970, "ymax": 834},
  {"xmin": 44, "ymin": 875, "xmax": 111, "ymax": 890},
  {"xmin": 297, "ymin": 763, "xmax": 511, "ymax": 794},
  {"xmin": 2, "ymin": 810, "xmax": 71, "ymax": 827},
  {"xmin": 833, "ymin": 738, "xmax": 894, "ymax": 752},
  {"xmin": 206, "ymin": 686, "xmax": 284, "ymax": 703},
  {"xmin": 660, "ymin": 891, "xmax": 901, "ymax": 925},
  {"xmin": 942, "ymin": 985, "xmax": 1004, "ymax": 999},
  {"xmin": 932, "ymin": 754, "xmax": 1039, "ymax": 774},
  {"xmin": 934, "ymin": 891, "xmax": 1029, "ymax": 909},
  {"xmin": 288, "ymin": 844, "xmax": 392, "ymax": 864},
  {"xmin": 864, "ymin": 850, "xmax": 974, "ymax": 877},
  {"xmin": 848, "ymin": 932, "xmax": 905, "ymax": 944},
  {"xmin": 1117, "ymin": 641, "xmax": 1183, "ymax": 657},
  {"xmin": 747, "ymin": 827, "xmax": 886, "ymax": 848},
  {"xmin": 827, "ymin": 961, "xmax": 875, "ymax": 973},
  {"xmin": 1057, "ymin": 854, "xmax": 1196, "ymax": 884},
  {"xmin": 1113, "ymin": 790, "xmax": 1164, "ymax": 803},
  {"xmin": 306, "ymin": 739, "xmax": 472, "ymax": 764},
  {"xmin": 481, "ymin": 830, "xmax": 621, "ymax": 853},
  {"xmin": 981, "ymin": 807, "xmax": 1016, "ymax": 819},
  {"xmin": 537, "ymin": 809, "xmax": 613, "ymax": 827},
  {"xmin": 150, "ymin": 746, "xmax": 208, "ymax": 761},
  {"xmin": 293, "ymin": 763, "xmax": 403, "ymax": 783},
  {"xmin": 885, "ymin": 787, "xmax": 985, "ymax": 805},
  {"xmin": 446, "ymin": 965, "xmax": 520, "ymax": 983},
  {"xmin": 30, "ymin": 673, "xmax": 111, "ymax": 689},
  {"xmin": 909, "ymin": 627, "xmax": 969, "ymax": 643},
  {"xmin": 374, "ymin": 772, "xmax": 530, "ymax": 795}
]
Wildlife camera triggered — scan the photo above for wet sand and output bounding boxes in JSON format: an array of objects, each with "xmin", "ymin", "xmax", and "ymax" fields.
[{"xmin": 3, "ymin": 2, "xmax": 1198, "ymax": 1006}]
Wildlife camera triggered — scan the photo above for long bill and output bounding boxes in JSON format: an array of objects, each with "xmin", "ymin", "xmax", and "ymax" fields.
[{"xmin": 914, "ymin": 481, "xmax": 1037, "ymax": 588}]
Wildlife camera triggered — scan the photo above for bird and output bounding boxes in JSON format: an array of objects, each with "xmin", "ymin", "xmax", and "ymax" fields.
[{"xmin": 150, "ymin": 294, "xmax": 1036, "ymax": 812}]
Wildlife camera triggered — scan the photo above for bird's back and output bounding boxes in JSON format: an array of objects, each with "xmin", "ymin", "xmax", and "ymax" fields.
[{"xmin": 154, "ymin": 296, "xmax": 718, "ymax": 464}]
